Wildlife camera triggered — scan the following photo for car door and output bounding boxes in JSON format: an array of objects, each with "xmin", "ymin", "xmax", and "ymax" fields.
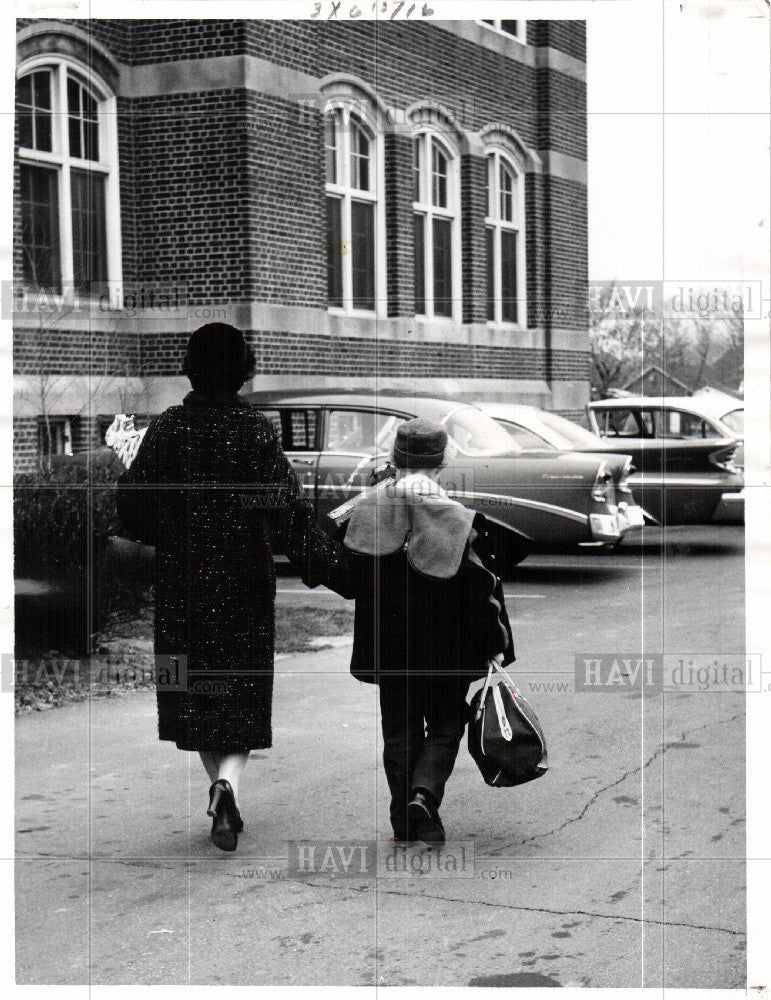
[
  {"xmin": 590, "ymin": 406, "xmax": 650, "ymax": 462},
  {"xmin": 315, "ymin": 407, "xmax": 408, "ymax": 520}
]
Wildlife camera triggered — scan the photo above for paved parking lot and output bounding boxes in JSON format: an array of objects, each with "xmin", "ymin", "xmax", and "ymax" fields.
[{"xmin": 16, "ymin": 525, "xmax": 745, "ymax": 987}]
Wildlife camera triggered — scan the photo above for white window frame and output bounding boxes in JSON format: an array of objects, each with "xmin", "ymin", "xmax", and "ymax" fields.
[
  {"xmin": 412, "ymin": 129, "xmax": 462, "ymax": 323},
  {"xmin": 38, "ymin": 416, "xmax": 73, "ymax": 457},
  {"xmin": 477, "ymin": 19, "xmax": 527, "ymax": 43},
  {"xmin": 16, "ymin": 54, "xmax": 123, "ymax": 304},
  {"xmin": 485, "ymin": 147, "xmax": 527, "ymax": 329},
  {"xmin": 324, "ymin": 100, "xmax": 386, "ymax": 318}
]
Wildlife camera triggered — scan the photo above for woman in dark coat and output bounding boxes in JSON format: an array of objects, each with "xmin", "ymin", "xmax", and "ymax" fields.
[
  {"xmin": 342, "ymin": 418, "xmax": 515, "ymax": 843},
  {"xmin": 116, "ymin": 323, "xmax": 346, "ymax": 852}
]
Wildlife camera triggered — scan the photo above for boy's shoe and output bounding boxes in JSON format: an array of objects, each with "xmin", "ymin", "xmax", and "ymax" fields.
[
  {"xmin": 391, "ymin": 810, "xmax": 417, "ymax": 843},
  {"xmin": 407, "ymin": 789, "xmax": 445, "ymax": 843}
]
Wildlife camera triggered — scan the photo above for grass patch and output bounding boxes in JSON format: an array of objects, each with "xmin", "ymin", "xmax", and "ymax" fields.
[
  {"xmin": 15, "ymin": 599, "xmax": 354, "ymax": 713},
  {"xmin": 275, "ymin": 606, "xmax": 354, "ymax": 654}
]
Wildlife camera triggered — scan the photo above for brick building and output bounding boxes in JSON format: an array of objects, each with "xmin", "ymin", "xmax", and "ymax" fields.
[{"xmin": 13, "ymin": 17, "xmax": 589, "ymax": 472}]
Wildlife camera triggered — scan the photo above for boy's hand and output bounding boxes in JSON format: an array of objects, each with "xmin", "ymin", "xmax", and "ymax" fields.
[{"xmin": 492, "ymin": 652, "xmax": 505, "ymax": 665}]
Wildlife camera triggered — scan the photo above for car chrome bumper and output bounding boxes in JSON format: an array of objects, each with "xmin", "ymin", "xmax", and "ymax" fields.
[
  {"xmin": 720, "ymin": 488, "xmax": 745, "ymax": 506},
  {"xmin": 589, "ymin": 502, "xmax": 646, "ymax": 541},
  {"xmin": 589, "ymin": 512, "xmax": 622, "ymax": 541},
  {"xmin": 617, "ymin": 503, "xmax": 646, "ymax": 531}
]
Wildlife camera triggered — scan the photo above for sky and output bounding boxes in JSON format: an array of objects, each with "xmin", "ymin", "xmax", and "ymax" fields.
[{"xmin": 586, "ymin": 0, "xmax": 769, "ymax": 286}]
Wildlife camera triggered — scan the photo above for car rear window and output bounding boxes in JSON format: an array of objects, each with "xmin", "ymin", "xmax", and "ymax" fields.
[{"xmin": 721, "ymin": 408, "xmax": 744, "ymax": 436}]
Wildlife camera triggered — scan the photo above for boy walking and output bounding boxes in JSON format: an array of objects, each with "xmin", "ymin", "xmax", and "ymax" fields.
[{"xmin": 342, "ymin": 418, "xmax": 514, "ymax": 842}]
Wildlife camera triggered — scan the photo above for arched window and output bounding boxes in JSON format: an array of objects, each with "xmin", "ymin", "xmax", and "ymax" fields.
[
  {"xmin": 324, "ymin": 106, "xmax": 382, "ymax": 314},
  {"xmin": 16, "ymin": 58, "xmax": 121, "ymax": 298},
  {"xmin": 485, "ymin": 150, "xmax": 526, "ymax": 326},
  {"xmin": 412, "ymin": 131, "xmax": 460, "ymax": 320}
]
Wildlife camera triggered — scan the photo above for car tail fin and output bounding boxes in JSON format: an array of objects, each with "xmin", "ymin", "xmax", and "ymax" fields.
[{"xmin": 708, "ymin": 442, "xmax": 740, "ymax": 474}]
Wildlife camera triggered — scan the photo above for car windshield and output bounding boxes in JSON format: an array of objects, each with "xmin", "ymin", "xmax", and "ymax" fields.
[
  {"xmin": 721, "ymin": 408, "xmax": 744, "ymax": 436},
  {"xmin": 442, "ymin": 406, "xmax": 522, "ymax": 457},
  {"xmin": 534, "ymin": 410, "xmax": 606, "ymax": 449}
]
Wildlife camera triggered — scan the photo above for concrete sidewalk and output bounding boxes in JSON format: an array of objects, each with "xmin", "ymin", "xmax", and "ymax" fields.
[{"xmin": 16, "ymin": 639, "xmax": 745, "ymax": 987}]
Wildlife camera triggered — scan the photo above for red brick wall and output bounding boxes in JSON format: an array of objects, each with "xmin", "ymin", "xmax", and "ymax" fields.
[
  {"xmin": 137, "ymin": 329, "xmax": 590, "ymax": 381},
  {"xmin": 527, "ymin": 21, "xmax": 586, "ymax": 61},
  {"xmin": 244, "ymin": 94, "xmax": 327, "ymax": 307},
  {"xmin": 461, "ymin": 154, "xmax": 488, "ymax": 325},
  {"xmin": 127, "ymin": 19, "xmax": 249, "ymax": 63},
  {"xmin": 384, "ymin": 134, "xmax": 416, "ymax": 318},
  {"xmin": 535, "ymin": 66, "xmax": 587, "ymax": 161},
  {"xmin": 545, "ymin": 177, "xmax": 589, "ymax": 332},
  {"xmin": 525, "ymin": 173, "xmax": 547, "ymax": 332},
  {"xmin": 14, "ymin": 328, "xmax": 141, "ymax": 377},
  {"xmin": 128, "ymin": 90, "xmax": 253, "ymax": 302},
  {"xmin": 17, "ymin": 18, "xmax": 586, "ymax": 68},
  {"xmin": 13, "ymin": 418, "xmax": 38, "ymax": 473},
  {"xmin": 239, "ymin": 21, "xmax": 582, "ymax": 158}
]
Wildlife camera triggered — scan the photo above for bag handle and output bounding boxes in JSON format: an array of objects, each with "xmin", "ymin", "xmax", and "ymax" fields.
[
  {"xmin": 474, "ymin": 660, "xmax": 497, "ymax": 721},
  {"xmin": 490, "ymin": 658, "xmax": 518, "ymax": 696}
]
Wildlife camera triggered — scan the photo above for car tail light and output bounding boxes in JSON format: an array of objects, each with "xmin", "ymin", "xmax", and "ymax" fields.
[
  {"xmin": 592, "ymin": 460, "xmax": 614, "ymax": 502},
  {"xmin": 617, "ymin": 457, "xmax": 635, "ymax": 495},
  {"xmin": 709, "ymin": 443, "xmax": 741, "ymax": 474}
]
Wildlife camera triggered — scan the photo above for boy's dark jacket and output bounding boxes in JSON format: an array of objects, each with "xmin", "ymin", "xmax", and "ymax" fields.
[{"xmin": 336, "ymin": 474, "xmax": 515, "ymax": 684}]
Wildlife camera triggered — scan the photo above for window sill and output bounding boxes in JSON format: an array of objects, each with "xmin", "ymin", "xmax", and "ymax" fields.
[
  {"xmin": 486, "ymin": 320, "xmax": 528, "ymax": 332},
  {"xmin": 328, "ymin": 307, "xmax": 381, "ymax": 319}
]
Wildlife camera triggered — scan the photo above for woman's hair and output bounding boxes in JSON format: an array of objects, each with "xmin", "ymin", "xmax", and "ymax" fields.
[{"xmin": 182, "ymin": 323, "xmax": 257, "ymax": 394}]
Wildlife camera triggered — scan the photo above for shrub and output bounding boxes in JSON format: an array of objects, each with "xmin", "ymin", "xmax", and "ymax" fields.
[
  {"xmin": 14, "ymin": 448, "xmax": 150, "ymax": 655},
  {"xmin": 14, "ymin": 447, "xmax": 125, "ymax": 580}
]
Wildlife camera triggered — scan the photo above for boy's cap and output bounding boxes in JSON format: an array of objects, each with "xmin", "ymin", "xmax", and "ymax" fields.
[{"xmin": 393, "ymin": 418, "xmax": 448, "ymax": 469}]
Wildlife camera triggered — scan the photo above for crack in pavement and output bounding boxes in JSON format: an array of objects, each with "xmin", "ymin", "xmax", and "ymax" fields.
[
  {"xmin": 15, "ymin": 854, "xmax": 744, "ymax": 937},
  {"xmin": 487, "ymin": 710, "xmax": 745, "ymax": 854},
  {"xmin": 289, "ymin": 877, "xmax": 744, "ymax": 937}
]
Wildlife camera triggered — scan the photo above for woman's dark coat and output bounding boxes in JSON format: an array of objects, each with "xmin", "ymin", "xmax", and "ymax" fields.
[
  {"xmin": 115, "ymin": 392, "xmax": 346, "ymax": 752},
  {"xmin": 344, "ymin": 510, "xmax": 515, "ymax": 684}
]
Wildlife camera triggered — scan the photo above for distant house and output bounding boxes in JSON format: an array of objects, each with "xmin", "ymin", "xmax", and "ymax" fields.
[{"xmin": 622, "ymin": 365, "xmax": 694, "ymax": 397}]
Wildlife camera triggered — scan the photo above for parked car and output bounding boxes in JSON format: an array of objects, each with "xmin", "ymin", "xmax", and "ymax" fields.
[
  {"xmin": 586, "ymin": 393, "xmax": 743, "ymax": 524},
  {"xmin": 243, "ymin": 391, "xmax": 646, "ymax": 568},
  {"xmin": 477, "ymin": 402, "xmax": 619, "ymax": 454},
  {"xmin": 480, "ymin": 398, "xmax": 743, "ymax": 525}
]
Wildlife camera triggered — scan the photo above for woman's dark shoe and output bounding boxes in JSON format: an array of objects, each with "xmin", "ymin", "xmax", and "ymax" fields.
[
  {"xmin": 407, "ymin": 789, "xmax": 445, "ymax": 843},
  {"xmin": 207, "ymin": 779, "xmax": 239, "ymax": 852}
]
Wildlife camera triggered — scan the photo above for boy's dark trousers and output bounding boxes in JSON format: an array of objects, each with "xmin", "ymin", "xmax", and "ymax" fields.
[{"xmin": 378, "ymin": 671, "xmax": 470, "ymax": 833}]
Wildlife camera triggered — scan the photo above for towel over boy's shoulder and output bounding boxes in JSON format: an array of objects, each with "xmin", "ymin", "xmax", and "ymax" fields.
[{"xmin": 342, "ymin": 473, "xmax": 515, "ymax": 683}]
